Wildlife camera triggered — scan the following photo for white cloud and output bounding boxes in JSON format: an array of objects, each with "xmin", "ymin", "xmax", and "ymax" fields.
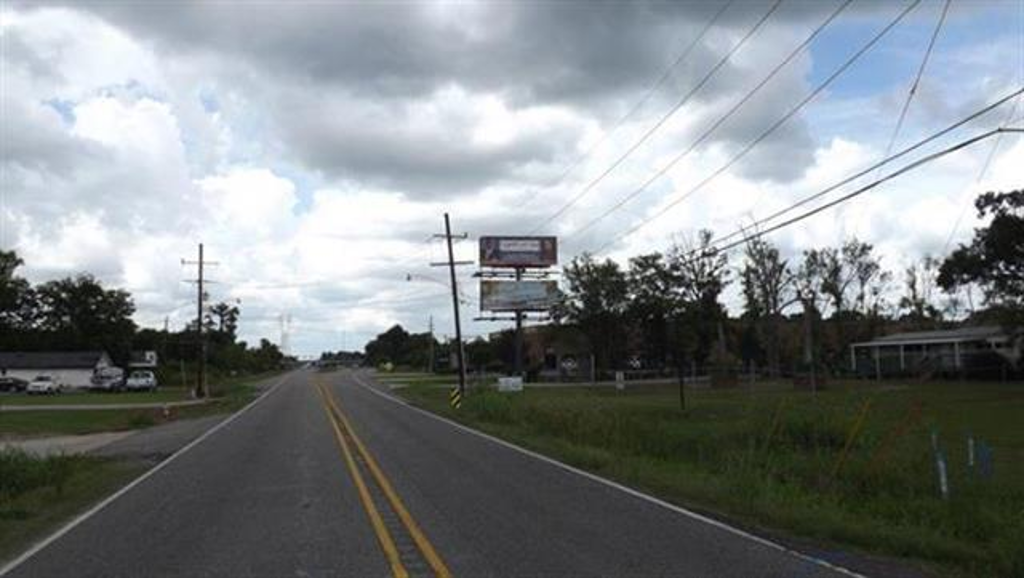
[{"xmin": 2, "ymin": 2, "xmax": 1020, "ymax": 356}]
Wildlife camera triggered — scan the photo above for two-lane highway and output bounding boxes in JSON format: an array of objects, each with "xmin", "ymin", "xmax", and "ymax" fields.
[{"xmin": 3, "ymin": 369, "xmax": 861, "ymax": 577}]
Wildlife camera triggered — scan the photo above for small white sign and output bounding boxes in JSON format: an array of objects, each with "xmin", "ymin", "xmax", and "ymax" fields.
[{"xmin": 497, "ymin": 376, "xmax": 524, "ymax": 392}]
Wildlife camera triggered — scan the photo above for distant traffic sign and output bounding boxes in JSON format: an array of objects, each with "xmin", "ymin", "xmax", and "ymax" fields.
[{"xmin": 561, "ymin": 356, "xmax": 578, "ymax": 371}]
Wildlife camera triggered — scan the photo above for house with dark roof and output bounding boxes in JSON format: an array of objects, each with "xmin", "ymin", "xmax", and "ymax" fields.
[
  {"xmin": 128, "ymin": 350, "xmax": 159, "ymax": 370},
  {"xmin": 850, "ymin": 326, "xmax": 1020, "ymax": 378},
  {"xmin": 0, "ymin": 351, "xmax": 114, "ymax": 389}
]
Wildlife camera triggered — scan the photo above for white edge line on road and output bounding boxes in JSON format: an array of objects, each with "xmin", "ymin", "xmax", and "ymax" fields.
[
  {"xmin": 351, "ymin": 373, "xmax": 867, "ymax": 578},
  {"xmin": 0, "ymin": 372, "xmax": 294, "ymax": 577}
]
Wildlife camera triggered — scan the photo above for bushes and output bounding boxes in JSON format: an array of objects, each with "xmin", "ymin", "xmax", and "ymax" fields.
[{"xmin": 0, "ymin": 449, "xmax": 80, "ymax": 510}]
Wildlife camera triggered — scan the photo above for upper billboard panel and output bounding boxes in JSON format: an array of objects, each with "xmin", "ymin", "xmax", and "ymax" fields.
[{"xmin": 479, "ymin": 236, "xmax": 557, "ymax": 268}]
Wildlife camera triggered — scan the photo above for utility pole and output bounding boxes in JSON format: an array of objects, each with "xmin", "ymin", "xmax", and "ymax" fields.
[
  {"xmin": 514, "ymin": 267, "xmax": 524, "ymax": 377},
  {"xmin": 196, "ymin": 243, "xmax": 206, "ymax": 398},
  {"xmin": 182, "ymin": 243, "xmax": 217, "ymax": 399},
  {"xmin": 428, "ymin": 315, "xmax": 435, "ymax": 374},
  {"xmin": 443, "ymin": 214, "xmax": 466, "ymax": 406},
  {"xmin": 430, "ymin": 215, "xmax": 472, "ymax": 406}
]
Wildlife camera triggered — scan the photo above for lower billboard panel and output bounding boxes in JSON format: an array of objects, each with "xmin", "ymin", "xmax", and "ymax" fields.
[{"xmin": 480, "ymin": 280, "xmax": 558, "ymax": 312}]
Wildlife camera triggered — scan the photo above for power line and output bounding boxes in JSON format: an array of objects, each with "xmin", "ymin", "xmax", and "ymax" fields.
[
  {"xmin": 879, "ymin": 0, "xmax": 951, "ymax": 161},
  {"xmin": 941, "ymin": 96, "xmax": 1022, "ymax": 254},
  {"xmin": 707, "ymin": 87, "xmax": 1023, "ymax": 251},
  {"xmin": 837, "ymin": 0, "xmax": 948, "ymax": 238},
  {"xmin": 516, "ymin": 0, "xmax": 736, "ymax": 213},
  {"xmin": 528, "ymin": 0, "xmax": 784, "ymax": 234},
  {"xmin": 566, "ymin": 0, "xmax": 854, "ymax": 242},
  {"xmin": 589, "ymin": 0, "xmax": 922, "ymax": 255},
  {"xmin": 710, "ymin": 128, "xmax": 1022, "ymax": 256}
]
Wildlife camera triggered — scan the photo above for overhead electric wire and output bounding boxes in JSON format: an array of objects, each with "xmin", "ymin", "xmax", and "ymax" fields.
[
  {"xmin": 708, "ymin": 127, "xmax": 1023, "ymax": 256},
  {"xmin": 565, "ymin": 0, "xmax": 854, "ymax": 242},
  {"xmin": 516, "ymin": 0, "xmax": 736, "ymax": 212},
  {"xmin": 588, "ymin": 0, "xmax": 923, "ymax": 255},
  {"xmin": 705, "ymin": 87, "xmax": 1024, "ymax": 250},
  {"xmin": 879, "ymin": 0, "xmax": 952, "ymax": 164},
  {"xmin": 836, "ymin": 0, "xmax": 948, "ymax": 238},
  {"xmin": 941, "ymin": 96, "xmax": 1021, "ymax": 254},
  {"xmin": 528, "ymin": 0, "xmax": 784, "ymax": 234}
]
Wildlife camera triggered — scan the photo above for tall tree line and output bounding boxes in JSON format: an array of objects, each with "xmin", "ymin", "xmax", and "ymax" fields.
[
  {"xmin": 553, "ymin": 189, "xmax": 1024, "ymax": 376},
  {"xmin": 1, "ymin": 250, "xmax": 283, "ymax": 373}
]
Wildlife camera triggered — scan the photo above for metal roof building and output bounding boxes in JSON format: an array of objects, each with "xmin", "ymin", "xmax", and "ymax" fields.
[
  {"xmin": 0, "ymin": 351, "xmax": 114, "ymax": 389},
  {"xmin": 850, "ymin": 326, "xmax": 1015, "ymax": 377}
]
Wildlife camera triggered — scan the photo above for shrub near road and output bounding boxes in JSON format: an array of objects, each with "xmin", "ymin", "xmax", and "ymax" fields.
[
  {"xmin": 397, "ymin": 378, "xmax": 1024, "ymax": 578},
  {"xmin": 0, "ymin": 449, "xmax": 144, "ymax": 562}
]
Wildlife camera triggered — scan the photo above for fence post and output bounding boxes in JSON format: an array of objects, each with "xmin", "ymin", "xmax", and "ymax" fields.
[{"xmin": 931, "ymin": 429, "xmax": 950, "ymax": 500}]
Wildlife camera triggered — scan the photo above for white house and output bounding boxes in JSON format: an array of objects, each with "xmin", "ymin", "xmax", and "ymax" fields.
[
  {"xmin": 850, "ymin": 326, "xmax": 1020, "ymax": 378},
  {"xmin": 0, "ymin": 351, "xmax": 115, "ymax": 389},
  {"xmin": 128, "ymin": 350, "xmax": 159, "ymax": 370}
]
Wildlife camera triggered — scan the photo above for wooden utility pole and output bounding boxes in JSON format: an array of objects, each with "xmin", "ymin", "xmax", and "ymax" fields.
[
  {"xmin": 443, "ymin": 214, "xmax": 466, "ymax": 406},
  {"xmin": 514, "ymin": 267, "xmax": 524, "ymax": 377},
  {"xmin": 182, "ymin": 243, "xmax": 216, "ymax": 398},
  {"xmin": 428, "ymin": 315, "xmax": 435, "ymax": 374},
  {"xmin": 197, "ymin": 243, "xmax": 206, "ymax": 398}
]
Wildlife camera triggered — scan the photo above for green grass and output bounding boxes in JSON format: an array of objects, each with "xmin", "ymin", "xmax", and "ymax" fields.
[
  {"xmin": 0, "ymin": 410, "xmax": 161, "ymax": 437},
  {"xmin": 376, "ymin": 371, "xmax": 496, "ymax": 388},
  {"xmin": 397, "ymin": 378, "xmax": 1024, "ymax": 577},
  {"xmin": 0, "ymin": 388, "xmax": 191, "ymax": 406},
  {"xmin": 0, "ymin": 372, "xmax": 282, "ymax": 438},
  {"xmin": 0, "ymin": 449, "xmax": 145, "ymax": 563}
]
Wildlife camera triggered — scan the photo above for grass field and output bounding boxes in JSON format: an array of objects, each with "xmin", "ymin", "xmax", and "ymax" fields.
[
  {"xmin": 0, "ymin": 388, "xmax": 190, "ymax": 407},
  {"xmin": 375, "ymin": 371, "xmax": 493, "ymax": 388},
  {"xmin": 394, "ymin": 374, "xmax": 1024, "ymax": 578},
  {"xmin": 0, "ymin": 449, "xmax": 146, "ymax": 563},
  {"xmin": 0, "ymin": 372, "xmax": 280, "ymax": 438}
]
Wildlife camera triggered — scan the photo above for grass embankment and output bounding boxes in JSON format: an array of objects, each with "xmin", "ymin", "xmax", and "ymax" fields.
[
  {"xmin": 0, "ymin": 372, "xmax": 281, "ymax": 438},
  {"xmin": 396, "ymin": 376, "xmax": 1024, "ymax": 577},
  {"xmin": 0, "ymin": 449, "xmax": 146, "ymax": 562}
]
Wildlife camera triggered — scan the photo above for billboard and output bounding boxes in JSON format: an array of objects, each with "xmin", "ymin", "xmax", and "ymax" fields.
[
  {"xmin": 480, "ymin": 280, "xmax": 558, "ymax": 312},
  {"xmin": 479, "ymin": 236, "xmax": 557, "ymax": 268}
]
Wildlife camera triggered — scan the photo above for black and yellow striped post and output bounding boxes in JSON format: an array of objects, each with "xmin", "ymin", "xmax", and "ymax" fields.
[{"xmin": 449, "ymin": 386, "xmax": 462, "ymax": 409}]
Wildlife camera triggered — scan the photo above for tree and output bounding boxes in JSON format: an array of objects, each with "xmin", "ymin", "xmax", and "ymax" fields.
[
  {"xmin": 364, "ymin": 324, "xmax": 412, "ymax": 365},
  {"xmin": 0, "ymin": 250, "xmax": 31, "ymax": 332},
  {"xmin": 666, "ymin": 230, "xmax": 729, "ymax": 370},
  {"xmin": 32, "ymin": 274, "xmax": 137, "ymax": 362},
  {"xmin": 252, "ymin": 338, "xmax": 284, "ymax": 371},
  {"xmin": 208, "ymin": 301, "xmax": 240, "ymax": 339},
  {"xmin": 797, "ymin": 238, "xmax": 888, "ymax": 370},
  {"xmin": 626, "ymin": 253, "xmax": 679, "ymax": 366},
  {"xmin": 741, "ymin": 237, "xmax": 797, "ymax": 376},
  {"xmin": 363, "ymin": 324, "xmax": 437, "ymax": 368},
  {"xmin": 899, "ymin": 255, "xmax": 942, "ymax": 327},
  {"xmin": 559, "ymin": 253, "xmax": 629, "ymax": 370},
  {"xmin": 939, "ymin": 189, "xmax": 1024, "ymax": 327}
]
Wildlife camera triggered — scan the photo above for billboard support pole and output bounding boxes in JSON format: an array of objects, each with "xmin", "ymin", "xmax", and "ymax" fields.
[
  {"xmin": 514, "ymin": 267, "xmax": 524, "ymax": 378},
  {"xmin": 444, "ymin": 213, "xmax": 467, "ymax": 405}
]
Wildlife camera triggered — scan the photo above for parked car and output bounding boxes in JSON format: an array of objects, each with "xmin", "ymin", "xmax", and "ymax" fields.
[
  {"xmin": 125, "ymin": 370, "xmax": 158, "ymax": 391},
  {"xmin": 26, "ymin": 375, "xmax": 61, "ymax": 395},
  {"xmin": 0, "ymin": 376, "xmax": 29, "ymax": 392},
  {"xmin": 91, "ymin": 366, "xmax": 125, "ymax": 392}
]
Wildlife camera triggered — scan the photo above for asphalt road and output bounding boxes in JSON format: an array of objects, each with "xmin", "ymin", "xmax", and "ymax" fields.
[{"xmin": 2, "ymin": 369, "xmax": 867, "ymax": 578}]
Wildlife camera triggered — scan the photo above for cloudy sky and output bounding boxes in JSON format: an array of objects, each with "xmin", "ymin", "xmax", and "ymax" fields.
[{"xmin": 1, "ymin": 0, "xmax": 1021, "ymax": 357}]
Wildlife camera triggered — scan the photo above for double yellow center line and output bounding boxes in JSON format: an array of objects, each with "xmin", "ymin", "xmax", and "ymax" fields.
[{"xmin": 314, "ymin": 379, "xmax": 452, "ymax": 578}]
